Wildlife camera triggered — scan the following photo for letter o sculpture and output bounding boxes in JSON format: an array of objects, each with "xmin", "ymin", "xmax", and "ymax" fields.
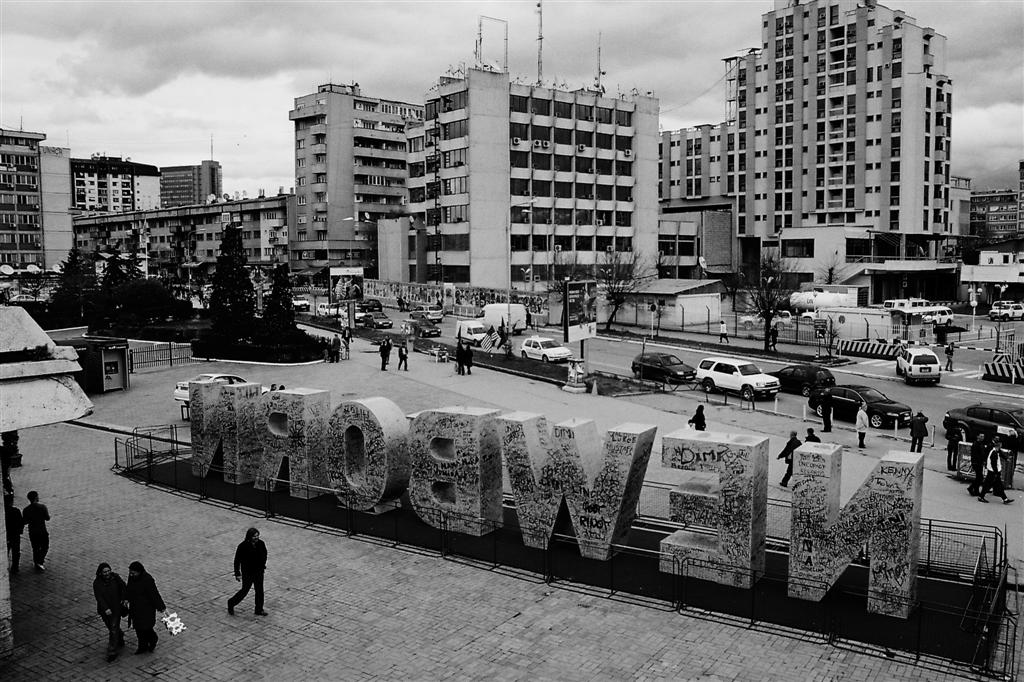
[{"xmin": 326, "ymin": 397, "xmax": 410, "ymax": 510}]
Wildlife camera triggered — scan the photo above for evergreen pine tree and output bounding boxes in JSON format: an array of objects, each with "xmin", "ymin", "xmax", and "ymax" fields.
[
  {"xmin": 49, "ymin": 247, "xmax": 98, "ymax": 325},
  {"xmin": 262, "ymin": 262, "xmax": 295, "ymax": 337},
  {"xmin": 209, "ymin": 225, "xmax": 256, "ymax": 343}
]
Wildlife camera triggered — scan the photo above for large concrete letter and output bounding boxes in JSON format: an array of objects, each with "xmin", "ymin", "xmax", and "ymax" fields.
[
  {"xmin": 551, "ymin": 419, "xmax": 657, "ymax": 560},
  {"xmin": 407, "ymin": 407, "xmax": 502, "ymax": 535},
  {"xmin": 788, "ymin": 445, "xmax": 923, "ymax": 618},
  {"xmin": 188, "ymin": 380, "xmax": 262, "ymax": 482},
  {"xmin": 658, "ymin": 430, "xmax": 768, "ymax": 588},
  {"xmin": 326, "ymin": 397, "xmax": 409, "ymax": 510},
  {"xmin": 495, "ymin": 412, "xmax": 563, "ymax": 549},
  {"xmin": 255, "ymin": 388, "xmax": 331, "ymax": 499}
]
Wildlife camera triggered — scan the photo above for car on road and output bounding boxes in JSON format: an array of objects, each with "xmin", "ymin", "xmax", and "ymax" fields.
[
  {"xmin": 943, "ymin": 403, "xmax": 1024, "ymax": 450},
  {"xmin": 173, "ymin": 373, "xmax": 259, "ymax": 404},
  {"xmin": 767, "ymin": 363, "xmax": 836, "ymax": 397},
  {"xmin": 631, "ymin": 352, "xmax": 696, "ymax": 384},
  {"xmin": 411, "ymin": 303, "xmax": 444, "ymax": 322},
  {"xmin": 358, "ymin": 298, "xmax": 383, "ymax": 313},
  {"xmin": 988, "ymin": 302, "xmax": 1024, "ymax": 321},
  {"xmin": 520, "ymin": 336, "xmax": 572, "ymax": 363},
  {"xmin": 808, "ymin": 385, "xmax": 912, "ymax": 429},
  {"xmin": 364, "ymin": 311, "xmax": 393, "ymax": 329},
  {"xmin": 405, "ymin": 318, "xmax": 442, "ymax": 338},
  {"xmin": 291, "ymin": 297, "xmax": 311, "ymax": 312},
  {"xmin": 895, "ymin": 347, "xmax": 942, "ymax": 385},
  {"xmin": 739, "ymin": 310, "xmax": 794, "ymax": 330},
  {"xmin": 695, "ymin": 357, "xmax": 780, "ymax": 401}
]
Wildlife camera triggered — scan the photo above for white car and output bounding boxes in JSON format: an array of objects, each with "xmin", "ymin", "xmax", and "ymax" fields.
[
  {"xmin": 291, "ymin": 297, "xmax": 311, "ymax": 312},
  {"xmin": 695, "ymin": 356, "xmax": 780, "ymax": 401},
  {"xmin": 739, "ymin": 310, "xmax": 794, "ymax": 329},
  {"xmin": 989, "ymin": 303, "xmax": 1024, "ymax": 321},
  {"xmin": 895, "ymin": 347, "xmax": 941, "ymax": 385},
  {"xmin": 411, "ymin": 304, "xmax": 444, "ymax": 322},
  {"xmin": 520, "ymin": 336, "xmax": 573, "ymax": 363},
  {"xmin": 173, "ymin": 373, "xmax": 263, "ymax": 404}
]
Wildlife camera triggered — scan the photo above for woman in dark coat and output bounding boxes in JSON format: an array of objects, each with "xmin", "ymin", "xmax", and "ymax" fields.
[
  {"xmin": 688, "ymin": 405, "xmax": 706, "ymax": 431},
  {"xmin": 93, "ymin": 562, "xmax": 127, "ymax": 662},
  {"xmin": 464, "ymin": 343, "xmax": 474, "ymax": 375},
  {"xmin": 125, "ymin": 561, "xmax": 166, "ymax": 654}
]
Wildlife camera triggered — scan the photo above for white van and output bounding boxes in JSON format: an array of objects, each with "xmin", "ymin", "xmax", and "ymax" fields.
[
  {"xmin": 920, "ymin": 306, "xmax": 953, "ymax": 326},
  {"xmin": 480, "ymin": 303, "xmax": 528, "ymax": 336},
  {"xmin": 456, "ymin": 320, "xmax": 488, "ymax": 345}
]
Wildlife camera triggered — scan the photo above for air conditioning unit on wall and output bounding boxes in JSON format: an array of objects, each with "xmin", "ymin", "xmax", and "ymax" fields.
[
  {"xmin": 624, "ymin": 149, "xmax": 633, "ymax": 157},
  {"xmin": 512, "ymin": 137, "xmax": 522, "ymax": 145},
  {"xmin": 534, "ymin": 140, "xmax": 544, "ymax": 148}
]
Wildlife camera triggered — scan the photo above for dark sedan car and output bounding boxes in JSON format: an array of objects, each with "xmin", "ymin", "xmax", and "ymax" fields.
[
  {"xmin": 631, "ymin": 352, "xmax": 696, "ymax": 384},
  {"xmin": 406, "ymin": 318, "xmax": 441, "ymax": 338},
  {"xmin": 358, "ymin": 298, "xmax": 383, "ymax": 312},
  {"xmin": 943, "ymin": 403, "xmax": 1024, "ymax": 451},
  {"xmin": 768, "ymin": 363, "xmax": 836, "ymax": 397},
  {"xmin": 808, "ymin": 385, "xmax": 912, "ymax": 429},
  {"xmin": 366, "ymin": 311, "xmax": 392, "ymax": 329}
]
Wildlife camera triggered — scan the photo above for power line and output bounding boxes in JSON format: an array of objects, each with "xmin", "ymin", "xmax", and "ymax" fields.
[{"xmin": 660, "ymin": 70, "xmax": 729, "ymax": 116}]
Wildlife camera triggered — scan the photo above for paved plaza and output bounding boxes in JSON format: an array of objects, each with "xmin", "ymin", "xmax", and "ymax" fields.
[{"xmin": 1, "ymin": 335, "xmax": 1020, "ymax": 680}]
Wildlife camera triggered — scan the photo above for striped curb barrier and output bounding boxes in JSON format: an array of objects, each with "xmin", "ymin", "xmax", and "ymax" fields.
[{"xmin": 836, "ymin": 339, "xmax": 900, "ymax": 360}]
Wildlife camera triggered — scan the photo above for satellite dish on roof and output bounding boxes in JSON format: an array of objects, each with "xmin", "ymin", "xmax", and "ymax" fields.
[
  {"xmin": 698, "ymin": 256, "xmax": 708, "ymax": 270},
  {"xmin": 26, "ymin": 264, "xmax": 41, "ymax": 273},
  {"xmin": 0, "ymin": 264, "xmax": 14, "ymax": 275},
  {"xmin": 51, "ymin": 263, "xmax": 63, "ymax": 273}
]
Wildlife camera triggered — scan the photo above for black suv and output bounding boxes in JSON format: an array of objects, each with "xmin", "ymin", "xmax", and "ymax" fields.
[
  {"xmin": 768, "ymin": 363, "xmax": 836, "ymax": 397},
  {"xmin": 631, "ymin": 353, "xmax": 696, "ymax": 384},
  {"xmin": 808, "ymin": 385, "xmax": 912, "ymax": 429},
  {"xmin": 943, "ymin": 403, "xmax": 1024, "ymax": 450}
]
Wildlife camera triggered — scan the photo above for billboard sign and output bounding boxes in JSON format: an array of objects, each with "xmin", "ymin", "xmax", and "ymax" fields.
[
  {"xmin": 330, "ymin": 266, "xmax": 364, "ymax": 301},
  {"xmin": 563, "ymin": 280, "xmax": 598, "ymax": 343}
]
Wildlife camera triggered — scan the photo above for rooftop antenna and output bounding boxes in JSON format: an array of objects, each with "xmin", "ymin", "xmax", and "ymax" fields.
[
  {"xmin": 210, "ymin": 134, "xmax": 214, "ymax": 161},
  {"xmin": 536, "ymin": 0, "xmax": 544, "ymax": 84},
  {"xmin": 595, "ymin": 31, "xmax": 607, "ymax": 93}
]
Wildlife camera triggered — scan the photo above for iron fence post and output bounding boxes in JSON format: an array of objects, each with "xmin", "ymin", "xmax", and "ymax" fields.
[{"xmin": 168, "ymin": 341, "xmax": 173, "ymax": 367}]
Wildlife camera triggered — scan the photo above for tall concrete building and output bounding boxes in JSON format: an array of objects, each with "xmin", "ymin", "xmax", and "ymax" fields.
[
  {"xmin": 948, "ymin": 175, "xmax": 971, "ymax": 236},
  {"xmin": 970, "ymin": 188, "xmax": 1019, "ymax": 240},
  {"xmin": 70, "ymin": 155, "xmax": 161, "ymax": 213},
  {"xmin": 160, "ymin": 160, "xmax": 223, "ymax": 208},
  {"xmin": 404, "ymin": 67, "xmax": 659, "ymax": 291},
  {"xmin": 662, "ymin": 0, "xmax": 955, "ymax": 302},
  {"xmin": 1, "ymin": 128, "xmax": 73, "ymax": 269},
  {"xmin": 288, "ymin": 83, "xmax": 422, "ymax": 279}
]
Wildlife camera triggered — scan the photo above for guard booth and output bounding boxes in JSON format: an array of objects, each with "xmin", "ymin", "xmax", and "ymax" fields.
[{"xmin": 55, "ymin": 336, "xmax": 130, "ymax": 394}]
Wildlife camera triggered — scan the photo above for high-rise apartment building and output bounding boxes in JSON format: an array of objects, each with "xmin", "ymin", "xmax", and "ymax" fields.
[
  {"xmin": 405, "ymin": 67, "xmax": 659, "ymax": 291},
  {"xmin": 1, "ymin": 128, "xmax": 73, "ymax": 269},
  {"xmin": 288, "ymin": 83, "xmax": 422, "ymax": 278},
  {"xmin": 970, "ymin": 188, "xmax": 1019, "ymax": 240},
  {"xmin": 70, "ymin": 155, "xmax": 160, "ymax": 213},
  {"xmin": 160, "ymin": 160, "xmax": 223, "ymax": 208},
  {"xmin": 662, "ymin": 0, "xmax": 955, "ymax": 301},
  {"xmin": 948, "ymin": 175, "xmax": 971, "ymax": 236}
]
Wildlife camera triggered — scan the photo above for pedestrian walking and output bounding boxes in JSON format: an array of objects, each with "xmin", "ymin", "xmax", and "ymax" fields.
[
  {"xmin": 397, "ymin": 296, "xmax": 405, "ymax": 312},
  {"xmin": 719, "ymin": 321, "xmax": 729, "ymax": 344},
  {"xmin": 909, "ymin": 411, "xmax": 929, "ymax": 453},
  {"xmin": 4, "ymin": 493, "xmax": 23, "ymax": 575},
  {"xmin": 977, "ymin": 437, "xmax": 1014, "ymax": 504},
  {"xmin": 855, "ymin": 403, "xmax": 869, "ymax": 449},
  {"xmin": 805, "ymin": 428, "xmax": 821, "ymax": 443},
  {"xmin": 967, "ymin": 433, "xmax": 988, "ymax": 496},
  {"xmin": 464, "ymin": 343, "xmax": 474, "ymax": 375},
  {"xmin": 778, "ymin": 430, "xmax": 802, "ymax": 488},
  {"xmin": 379, "ymin": 337, "xmax": 392, "ymax": 371},
  {"xmin": 227, "ymin": 527, "xmax": 268, "ymax": 616},
  {"xmin": 944, "ymin": 342, "xmax": 954, "ymax": 371},
  {"xmin": 688, "ymin": 405, "xmax": 706, "ymax": 431},
  {"xmin": 820, "ymin": 392, "xmax": 833, "ymax": 433},
  {"xmin": 125, "ymin": 561, "xmax": 166, "ymax": 654},
  {"xmin": 526, "ymin": 309, "xmax": 533, "ymax": 330},
  {"xmin": 331, "ymin": 334, "xmax": 342, "ymax": 363},
  {"xmin": 769, "ymin": 325, "xmax": 779, "ymax": 351},
  {"xmin": 397, "ymin": 343, "xmax": 409, "ymax": 371},
  {"xmin": 454, "ymin": 341, "xmax": 466, "ymax": 376},
  {"xmin": 93, "ymin": 562, "xmax": 127, "ymax": 662},
  {"xmin": 22, "ymin": 490, "xmax": 49, "ymax": 571},
  {"xmin": 946, "ymin": 428, "xmax": 962, "ymax": 472},
  {"xmin": 341, "ymin": 326, "xmax": 351, "ymax": 360}
]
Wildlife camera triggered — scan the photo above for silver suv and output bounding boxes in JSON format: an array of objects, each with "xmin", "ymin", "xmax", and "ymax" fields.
[
  {"xmin": 695, "ymin": 357, "xmax": 780, "ymax": 401},
  {"xmin": 895, "ymin": 347, "xmax": 941, "ymax": 385},
  {"xmin": 989, "ymin": 302, "xmax": 1024, "ymax": 321}
]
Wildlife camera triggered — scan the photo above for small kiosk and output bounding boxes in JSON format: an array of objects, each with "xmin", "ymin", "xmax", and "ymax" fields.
[{"xmin": 55, "ymin": 336, "xmax": 130, "ymax": 394}]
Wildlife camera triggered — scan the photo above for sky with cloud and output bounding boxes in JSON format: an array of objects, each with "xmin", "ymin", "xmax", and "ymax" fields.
[{"xmin": 2, "ymin": 0, "xmax": 1021, "ymax": 195}]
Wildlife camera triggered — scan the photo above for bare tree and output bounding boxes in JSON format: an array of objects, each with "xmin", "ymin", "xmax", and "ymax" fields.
[
  {"xmin": 743, "ymin": 253, "xmax": 798, "ymax": 352},
  {"xmin": 596, "ymin": 250, "xmax": 658, "ymax": 331},
  {"xmin": 816, "ymin": 251, "xmax": 849, "ymax": 285}
]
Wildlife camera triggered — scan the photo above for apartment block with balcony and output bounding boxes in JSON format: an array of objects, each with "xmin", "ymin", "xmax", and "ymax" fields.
[
  {"xmin": 73, "ymin": 193, "xmax": 294, "ymax": 281},
  {"xmin": 160, "ymin": 160, "xmax": 223, "ymax": 208},
  {"xmin": 288, "ymin": 83, "xmax": 422, "ymax": 279},
  {"xmin": 404, "ymin": 67, "xmax": 659, "ymax": 292},
  {"xmin": 70, "ymin": 155, "xmax": 160, "ymax": 214},
  {"xmin": 0, "ymin": 128, "xmax": 72, "ymax": 270},
  {"xmin": 971, "ymin": 188, "xmax": 1020, "ymax": 240}
]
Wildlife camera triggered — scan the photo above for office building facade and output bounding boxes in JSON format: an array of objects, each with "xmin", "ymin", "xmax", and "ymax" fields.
[
  {"xmin": 288, "ymin": 83, "xmax": 422, "ymax": 279},
  {"xmin": 70, "ymin": 155, "xmax": 160, "ymax": 213},
  {"xmin": 1, "ymin": 128, "xmax": 73, "ymax": 269},
  {"xmin": 970, "ymin": 188, "xmax": 1019, "ymax": 240},
  {"xmin": 160, "ymin": 160, "xmax": 223, "ymax": 208},
  {"xmin": 404, "ymin": 67, "xmax": 659, "ymax": 292}
]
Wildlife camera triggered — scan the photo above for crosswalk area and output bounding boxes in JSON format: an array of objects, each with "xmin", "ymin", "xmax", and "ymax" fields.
[{"xmin": 851, "ymin": 357, "xmax": 981, "ymax": 379}]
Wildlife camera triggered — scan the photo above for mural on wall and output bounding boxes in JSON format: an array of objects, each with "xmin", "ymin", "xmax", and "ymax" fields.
[
  {"xmin": 497, "ymin": 412, "xmax": 657, "ymax": 560},
  {"xmin": 788, "ymin": 444, "xmax": 923, "ymax": 618},
  {"xmin": 658, "ymin": 430, "xmax": 769, "ymax": 589},
  {"xmin": 363, "ymin": 279, "xmax": 549, "ymax": 313},
  {"xmin": 254, "ymin": 388, "xmax": 331, "ymax": 500},
  {"xmin": 406, "ymin": 407, "xmax": 503, "ymax": 536},
  {"xmin": 325, "ymin": 397, "xmax": 410, "ymax": 511}
]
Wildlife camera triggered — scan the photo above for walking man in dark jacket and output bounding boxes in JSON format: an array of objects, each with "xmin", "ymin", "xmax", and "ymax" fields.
[
  {"xmin": 397, "ymin": 343, "xmax": 409, "ymax": 371},
  {"xmin": 778, "ymin": 431, "xmax": 802, "ymax": 488},
  {"xmin": 378, "ymin": 337, "xmax": 392, "ymax": 371},
  {"xmin": 946, "ymin": 429, "xmax": 962, "ymax": 472},
  {"xmin": 977, "ymin": 436, "xmax": 1014, "ymax": 504},
  {"xmin": 909, "ymin": 411, "xmax": 929, "ymax": 453},
  {"xmin": 22, "ymin": 490, "xmax": 49, "ymax": 571},
  {"xmin": 967, "ymin": 433, "xmax": 988, "ymax": 497},
  {"xmin": 805, "ymin": 428, "xmax": 821, "ymax": 443},
  {"xmin": 228, "ymin": 527, "xmax": 268, "ymax": 616},
  {"xmin": 4, "ymin": 493, "xmax": 23, "ymax": 574},
  {"xmin": 820, "ymin": 392, "xmax": 833, "ymax": 433}
]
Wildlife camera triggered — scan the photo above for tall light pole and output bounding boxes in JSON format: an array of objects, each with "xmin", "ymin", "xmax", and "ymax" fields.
[{"xmin": 507, "ymin": 198, "xmax": 537, "ymax": 337}]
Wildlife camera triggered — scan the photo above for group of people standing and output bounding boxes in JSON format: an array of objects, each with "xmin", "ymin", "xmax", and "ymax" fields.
[
  {"xmin": 327, "ymin": 328, "xmax": 351, "ymax": 363},
  {"xmin": 454, "ymin": 341, "xmax": 475, "ymax": 375},
  {"xmin": 4, "ymin": 489, "xmax": 48, "ymax": 574},
  {"xmin": 377, "ymin": 337, "xmax": 409, "ymax": 371}
]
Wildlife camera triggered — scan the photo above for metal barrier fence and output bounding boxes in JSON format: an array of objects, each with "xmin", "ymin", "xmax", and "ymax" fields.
[{"xmin": 128, "ymin": 343, "xmax": 198, "ymax": 372}]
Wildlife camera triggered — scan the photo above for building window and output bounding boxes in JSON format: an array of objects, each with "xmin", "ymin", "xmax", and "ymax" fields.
[{"xmin": 781, "ymin": 238, "xmax": 814, "ymax": 258}]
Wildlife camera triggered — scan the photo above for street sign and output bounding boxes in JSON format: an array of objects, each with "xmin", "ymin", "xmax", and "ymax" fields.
[{"xmin": 813, "ymin": 318, "xmax": 827, "ymax": 339}]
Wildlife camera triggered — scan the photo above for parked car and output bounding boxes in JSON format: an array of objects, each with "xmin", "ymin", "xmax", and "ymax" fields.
[
  {"xmin": 631, "ymin": 352, "xmax": 696, "ymax": 384},
  {"xmin": 895, "ymin": 347, "xmax": 942, "ymax": 385},
  {"xmin": 405, "ymin": 318, "xmax": 441, "ymax": 338},
  {"xmin": 411, "ymin": 303, "xmax": 444, "ymax": 322},
  {"xmin": 173, "ymin": 373, "xmax": 258, "ymax": 404},
  {"xmin": 365, "ymin": 311, "xmax": 393, "ymax": 329},
  {"xmin": 358, "ymin": 298, "xmax": 383, "ymax": 313},
  {"xmin": 943, "ymin": 403, "xmax": 1024, "ymax": 451},
  {"xmin": 695, "ymin": 357, "xmax": 780, "ymax": 401},
  {"xmin": 739, "ymin": 310, "xmax": 794, "ymax": 329},
  {"xmin": 291, "ymin": 297, "xmax": 311, "ymax": 312},
  {"xmin": 455, "ymin": 320, "xmax": 489, "ymax": 345},
  {"xmin": 519, "ymin": 336, "xmax": 572, "ymax": 362},
  {"xmin": 808, "ymin": 385, "xmax": 912, "ymax": 429},
  {"xmin": 767, "ymin": 363, "xmax": 836, "ymax": 397},
  {"xmin": 988, "ymin": 303, "xmax": 1024, "ymax": 321}
]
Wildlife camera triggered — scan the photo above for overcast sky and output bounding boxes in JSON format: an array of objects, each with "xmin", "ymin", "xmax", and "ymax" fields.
[{"xmin": 2, "ymin": 0, "xmax": 1021, "ymax": 195}]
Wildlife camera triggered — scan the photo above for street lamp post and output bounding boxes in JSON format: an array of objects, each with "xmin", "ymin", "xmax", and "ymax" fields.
[{"xmin": 507, "ymin": 198, "xmax": 537, "ymax": 339}]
